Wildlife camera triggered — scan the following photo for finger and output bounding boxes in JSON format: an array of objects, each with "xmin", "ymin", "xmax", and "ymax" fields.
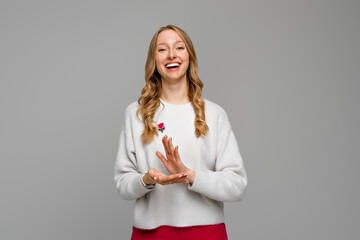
[
  {"xmin": 174, "ymin": 145, "xmax": 181, "ymax": 162},
  {"xmin": 155, "ymin": 151, "xmax": 169, "ymax": 168},
  {"xmin": 146, "ymin": 168, "xmax": 155, "ymax": 179},
  {"xmin": 155, "ymin": 172, "xmax": 187, "ymax": 184},
  {"xmin": 160, "ymin": 172, "xmax": 188, "ymax": 185},
  {"xmin": 151, "ymin": 171, "xmax": 165, "ymax": 182},
  {"xmin": 148, "ymin": 168, "xmax": 159, "ymax": 175},
  {"xmin": 162, "ymin": 135, "xmax": 170, "ymax": 156},
  {"xmin": 163, "ymin": 176, "xmax": 188, "ymax": 185},
  {"xmin": 171, "ymin": 175, "xmax": 189, "ymax": 184},
  {"xmin": 146, "ymin": 169, "xmax": 160, "ymax": 183},
  {"xmin": 168, "ymin": 137, "xmax": 176, "ymax": 158},
  {"xmin": 148, "ymin": 168, "xmax": 163, "ymax": 178}
]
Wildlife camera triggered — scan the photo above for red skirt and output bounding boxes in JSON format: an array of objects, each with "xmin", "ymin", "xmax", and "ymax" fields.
[{"xmin": 131, "ymin": 222, "xmax": 228, "ymax": 240}]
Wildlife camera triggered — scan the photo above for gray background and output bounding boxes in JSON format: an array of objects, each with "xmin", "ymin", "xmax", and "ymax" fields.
[{"xmin": 1, "ymin": 0, "xmax": 359, "ymax": 239}]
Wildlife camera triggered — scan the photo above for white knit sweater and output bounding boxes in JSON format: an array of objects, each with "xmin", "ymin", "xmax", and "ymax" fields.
[{"xmin": 114, "ymin": 98, "xmax": 248, "ymax": 229}]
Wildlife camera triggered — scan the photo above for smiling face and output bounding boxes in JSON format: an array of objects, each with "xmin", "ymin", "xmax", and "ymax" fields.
[{"xmin": 155, "ymin": 29, "xmax": 190, "ymax": 83}]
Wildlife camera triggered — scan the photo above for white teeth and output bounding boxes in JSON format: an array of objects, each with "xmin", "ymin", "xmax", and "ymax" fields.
[{"xmin": 166, "ymin": 63, "xmax": 180, "ymax": 68}]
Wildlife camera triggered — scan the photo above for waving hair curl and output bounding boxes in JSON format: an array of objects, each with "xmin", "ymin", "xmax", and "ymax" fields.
[{"xmin": 136, "ymin": 25, "xmax": 209, "ymax": 144}]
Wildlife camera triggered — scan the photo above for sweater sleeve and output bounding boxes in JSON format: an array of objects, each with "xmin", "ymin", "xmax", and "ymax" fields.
[
  {"xmin": 187, "ymin": 107, "xmax": 248, "ymax": 202},
  {"xmin": 114, "ymin": 106, "xmax": 155, "ymax": 201}
]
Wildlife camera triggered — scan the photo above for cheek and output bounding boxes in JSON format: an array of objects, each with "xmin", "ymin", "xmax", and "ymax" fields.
[
  {"xmin": 155, "ymin": 57, "xmax": 163, "ymax": 68},
  {"xmin": 155, "ymin": 58, "xmax": 164, "ymax": 71},
  {"xmin": 182, "ymin": 55, "xmax": 190, "ymax": 69},
  {"xmin": 182, "ymin": 62, "xmax": 190, "ymax": 72},
  {"xmin": 181, "ymin": 53, "xmax": 190, "ymax": 64}
]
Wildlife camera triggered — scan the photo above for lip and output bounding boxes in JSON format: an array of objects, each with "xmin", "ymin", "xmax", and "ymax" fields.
[
  {"xmin": 165, "ymin": 61, "xmax": 182, "ymax": 71},
  {"xmin": 165, "ymin": 61, "xmax": 181, "ymax": 67}
]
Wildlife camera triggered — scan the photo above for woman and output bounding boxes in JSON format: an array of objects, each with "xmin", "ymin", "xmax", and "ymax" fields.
[{"xmin": 114, "ymin": 25, "xmax": 248, "ymax": 240}]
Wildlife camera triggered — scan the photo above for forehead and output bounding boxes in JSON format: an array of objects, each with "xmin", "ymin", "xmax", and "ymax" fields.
[{"xmin": 156, "ymin": 29, "xmax": 184, "ymax": 46}]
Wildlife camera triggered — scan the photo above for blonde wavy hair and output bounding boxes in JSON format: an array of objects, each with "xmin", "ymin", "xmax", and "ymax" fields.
[{"xmin": 136, "ymin": 25, "xmax": 209, "ymax": 144}]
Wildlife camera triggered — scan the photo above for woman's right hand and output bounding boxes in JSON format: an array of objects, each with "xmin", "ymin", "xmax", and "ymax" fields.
[{"xmin": 143, "ymin": 168, "xmax": 189, "ymax": 185}]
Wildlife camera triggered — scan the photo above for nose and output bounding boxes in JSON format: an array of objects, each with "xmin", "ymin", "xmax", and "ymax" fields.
[{"xmin": 168, "ymin": 47, "xmax": 176, "ymax": 59}]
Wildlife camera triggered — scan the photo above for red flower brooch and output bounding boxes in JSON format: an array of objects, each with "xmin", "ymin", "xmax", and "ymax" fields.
[{"xmin": 158, "ymin": 122, "xmax": 165, "ymax": 133}]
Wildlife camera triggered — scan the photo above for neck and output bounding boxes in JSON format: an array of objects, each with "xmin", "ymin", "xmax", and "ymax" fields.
[{"xmin": 160, "ymin": 78, "xmax": 190, "ymax": 105}]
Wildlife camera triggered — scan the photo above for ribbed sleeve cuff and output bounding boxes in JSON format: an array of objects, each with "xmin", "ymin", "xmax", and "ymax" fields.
[
  {"xmin": 186, "ymin": 170, "xmax": 247, "ymax": 202},
  {"xmin": 187, "ymin": 170, "xmax": 207, "ymax": 192}
]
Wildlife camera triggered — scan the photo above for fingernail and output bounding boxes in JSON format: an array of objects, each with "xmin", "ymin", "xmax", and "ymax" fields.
[
  {"xmin": 154, "ymin": 177, "xmax": 157, "ymax": 181},
  {"xmin": 178, "ymin": 175, "xmax": 182, "ymax": 178}
]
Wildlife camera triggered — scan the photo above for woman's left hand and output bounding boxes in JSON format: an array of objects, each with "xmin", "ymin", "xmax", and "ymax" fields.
[{"xmin": 156, "ymin": 135, "xmax": 189, "ymax": 175}]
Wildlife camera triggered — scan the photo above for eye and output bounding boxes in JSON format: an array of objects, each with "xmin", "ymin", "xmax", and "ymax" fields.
[
  {"xmin": 158, "ymin": 49, "xmax": 165, "ymax": 52},
  {"xmin": 177, "ymin": 47, "xmax": 184, "ymax": 50}
]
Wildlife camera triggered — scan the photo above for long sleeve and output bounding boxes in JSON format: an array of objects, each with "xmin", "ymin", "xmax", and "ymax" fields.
[
  {"xmin": 114, "ymin": 106, "xmax": 155, "ymax": 201},
  {"xmin": 187, "ymin": 108, "xmax": 248, "ymax": 202}
]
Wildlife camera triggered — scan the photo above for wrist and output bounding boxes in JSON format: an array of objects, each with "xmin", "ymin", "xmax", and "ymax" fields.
[{"xmin": 185, "ymin": 168, "xmax": 196, "ymax": 185}]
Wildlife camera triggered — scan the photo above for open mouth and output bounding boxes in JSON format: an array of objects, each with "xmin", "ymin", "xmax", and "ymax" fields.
[{"xmin": 165, "ymin": 62, "xmax": 181, "ymax": 70}]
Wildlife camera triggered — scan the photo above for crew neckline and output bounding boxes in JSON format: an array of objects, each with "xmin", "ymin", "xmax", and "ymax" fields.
[{"xmin": 160, "ymin": 98, "xmax": 193, "ymax": 110}]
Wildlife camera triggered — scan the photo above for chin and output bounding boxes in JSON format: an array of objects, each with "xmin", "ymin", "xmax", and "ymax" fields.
[{"xmin": 164, "ymin": 76, "xmax": 186, "ymax": 82}]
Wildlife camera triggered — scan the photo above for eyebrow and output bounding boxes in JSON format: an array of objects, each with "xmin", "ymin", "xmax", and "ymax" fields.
[{"xmin": 156, "ymin": 41, "xmax": 184, "ymax": 46}]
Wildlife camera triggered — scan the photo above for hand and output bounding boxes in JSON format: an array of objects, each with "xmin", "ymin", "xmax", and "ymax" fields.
[
  {"xmin": 144, "ymin": 168, "xmax": 189, "ymax": 185},
  {"xmin": 156, "ymin": 135, "xmax": 189, "ymax": 174}
]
